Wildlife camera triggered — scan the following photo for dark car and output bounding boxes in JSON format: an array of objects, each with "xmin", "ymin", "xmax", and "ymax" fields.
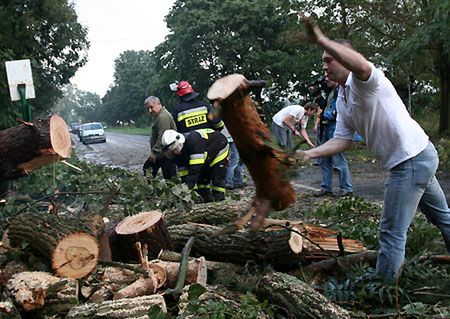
[{"xmin": 69, "ymin": 123, "xmax": 82, "ymax": 136}]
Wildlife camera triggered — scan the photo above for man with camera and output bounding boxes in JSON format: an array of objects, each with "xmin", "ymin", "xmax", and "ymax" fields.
[
  {"xmin": 314, "ymin": 78, "xmax": 353, "ymax": 197},
  {"xmin": 297, "ymin": 15, "xmax": 450, "ymax": 280}
]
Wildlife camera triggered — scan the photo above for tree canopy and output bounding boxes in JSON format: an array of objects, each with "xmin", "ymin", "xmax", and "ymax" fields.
[
  {"xmin": 0, "ymin": 0, "xmax": 89, "ymax": 129},
  {"xmin": 101, "ymin": 50, "xmax": 157, "ymax": 126}
]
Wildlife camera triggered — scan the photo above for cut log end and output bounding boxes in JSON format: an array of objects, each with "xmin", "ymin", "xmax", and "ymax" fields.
[
  {"xmin": 49, "ymin": 114, "xmax": 72, "ymax": 158},
  {"xmin": 115, "ymin": 211, "xmax": 163, "ymax": 235},
  {"xmin": 52, "ymin": 232, "xmax": 99, "ymax": 279},
  {"xmin": 288, "ymin": 226, "xmax": 303, "ymax": 254},
  {"xmin": 207, "ymin": 74, "xmax": 246, "ymax": 101}
]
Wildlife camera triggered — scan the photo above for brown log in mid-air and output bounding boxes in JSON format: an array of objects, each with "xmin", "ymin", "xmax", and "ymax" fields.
[
  {"xmin": 0, "ymin": 114, "xmax": 71, "ymax": 182},
  {"xmin": 113, "ymin": 211, "xmax": 173, "ymax": 262},
  {"xmin": 8, "ymin": 212, "xmax": 101, "ymax": 279},
  {"xmin": 207, "ymin": 74, "xmax": 296, "ymax": 231}
]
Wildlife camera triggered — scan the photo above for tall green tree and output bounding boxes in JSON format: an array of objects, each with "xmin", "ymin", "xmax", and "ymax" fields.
[
  {"xmin": 52, "ymin": 84, "xmax": 102, "ymax": 124},
  {"xmin": 152, "ymin": 0, "xmax": 320, "ymax": 117},
  {"xmin": 101, "ymin": 50, "xmax": 157, "ymax": 126},
  {"xmin": 0, "ymin": 0, "xmax": 89, "ymax": 129}
]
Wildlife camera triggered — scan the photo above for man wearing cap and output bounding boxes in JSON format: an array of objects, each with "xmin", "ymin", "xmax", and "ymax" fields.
[
  {"xmin": 172, "ymin": 81, "xmax": 224, "ymax": 133},
  {"xmin": 161, "ymin": 128, "xmax": 229, "ymax": 202}
]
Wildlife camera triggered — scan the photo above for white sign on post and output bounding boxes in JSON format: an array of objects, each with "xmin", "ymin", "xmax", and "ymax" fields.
[{"xmin": 5, "ymin": 59, "xmax": 36, "ymax": 101}]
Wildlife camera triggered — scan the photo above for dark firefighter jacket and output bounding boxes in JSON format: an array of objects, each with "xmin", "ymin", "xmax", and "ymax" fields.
[
  {"xmin": 175, "ymin": 129, "xmax": 229, "ymax": 188},
  {"xmin": 172, "ymin": 99, "xmax": 224, "ymax": 133}
]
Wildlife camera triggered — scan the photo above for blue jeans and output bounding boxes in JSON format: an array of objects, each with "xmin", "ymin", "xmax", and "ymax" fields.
[
  {"xmin": 226, "ymin": 142, "xmax": 243, "ymax": 187},
  {"xmin": 272, "ymin": 121, "xmax": 292, "ymax": 149},
  {"xmin": 317, "ymin": 124, "xmax": 353, "ymax": 192},
  {"xmin": 376, "ymin": 141, "xmax": 450, "ymax": 279}
]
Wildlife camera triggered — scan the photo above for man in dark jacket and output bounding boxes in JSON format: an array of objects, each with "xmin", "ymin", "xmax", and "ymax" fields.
[
  {"xmin": 143, "ymin": 96, "xmax": 177, "ymax": 179},
  {"xmin": 161, "ymin": 128, "xmax": 229, "ymax": 202},
  {"xmin": 171, "ymin": 81, "xmax": 224, "ymax": 133}
]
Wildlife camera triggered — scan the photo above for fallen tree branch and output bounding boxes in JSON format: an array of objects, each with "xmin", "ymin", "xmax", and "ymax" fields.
[
  {"xmin": 165, "ymin": 236, "xmax": 195, "ymax": 296},
  {"xmin": 300, "ymin": 250, "xmax": 378, "ymax": 275}
]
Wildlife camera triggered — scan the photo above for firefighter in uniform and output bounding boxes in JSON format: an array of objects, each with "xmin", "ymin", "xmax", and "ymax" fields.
[
  {"xmin": 171, "ymin": 81, "xmax": 224, "ymax": 133},
  {"xmin": 161, "ymin": 129, "xmax": 229, "ymax": 202}
]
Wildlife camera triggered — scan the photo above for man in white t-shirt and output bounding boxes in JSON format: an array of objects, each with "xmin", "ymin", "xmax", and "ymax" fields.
[
  {"xmin": 272, "ymin": 102, "xmax": 318, "ymax": 149},
  {"xmin": 297, "ymin": 15, "xmax": 450, "ymax": 280}
]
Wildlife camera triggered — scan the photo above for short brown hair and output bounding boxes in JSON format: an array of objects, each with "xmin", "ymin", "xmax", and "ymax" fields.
[{"xmin": 304, "ymin": 101, "xmax": 318, "ymax": 111}]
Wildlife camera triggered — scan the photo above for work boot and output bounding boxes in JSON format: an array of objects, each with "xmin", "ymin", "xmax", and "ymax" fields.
[{"xmin": 314, "ymin": 189, "xmax": 333, "ymax": 197}]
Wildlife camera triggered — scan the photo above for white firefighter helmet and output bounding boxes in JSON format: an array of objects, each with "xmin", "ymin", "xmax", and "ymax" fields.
[{"xmin": 161, "ymin": 129, "xmax": 185, "ymax": 153}]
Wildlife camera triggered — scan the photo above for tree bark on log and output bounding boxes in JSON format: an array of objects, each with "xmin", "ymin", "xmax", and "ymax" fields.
[
  {"xmin": 168, "ymin": 223, "xmax": 365, "ymax": 268},
  {"xmin": 300, "ymin": 250, "xmax": 378, "ymax": 275},
  {"xmin": 158, "ymin": 250, "xmax": 242, "ymax": 279},
  {"xmin": 113, "ymin": 211, "xmax": 173, "ymax": 262},
  {"xmin": 178, "ymin": 284, "xmax": 272, "ymax": 319},
  {"xmin": 163, "ymin": 199, "xmax": 248, "ymax": 227},
  {"xmin": 8, "ymin": 212, "xmax": 103, "ymax": 279},
  {"xmin": 0, "ymin": 114, "xmax": 71, "ymax": 182},
  {"xmin": 5, "ymin": 271, "xmax": 78, "ymax": 312},
  {"xmin": 257, "ymin": 272, "xmax": 355, "ymax": 319},
  {"xmin": 66, "ymin": 295, "xmax": 167, "ymax": 319},
  {"xmin": 112, "ymin": 276, "xmax": 158, "ymax": 300}
]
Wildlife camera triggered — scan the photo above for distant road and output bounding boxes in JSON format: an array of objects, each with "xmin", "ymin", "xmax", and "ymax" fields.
[{"xmin": 72, "ymin": 132, "xmax": 149, "ymax": 172}]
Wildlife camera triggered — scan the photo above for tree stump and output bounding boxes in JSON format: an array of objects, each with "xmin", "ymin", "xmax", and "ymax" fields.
[
  {"xmin": 0, "ymin": 114, "xmax": 71, "ymax": 182},
  {"xmin": 66, "ymin": 295, "xmax": 167, "ymax": 319},
  {"xmin": 257, "ymin": 272, "xmax": 355, "ymax": 319},
  {"xmin": 168, "ymin": 223, "xmax": 365, "ymax": 268},
  {"xmin": 8, "ymin": 212, "xmax": 102, "ymax": 279},
  {"xmin": 113, "ymin": 211, "xmax": 173, "ymax": 262}
]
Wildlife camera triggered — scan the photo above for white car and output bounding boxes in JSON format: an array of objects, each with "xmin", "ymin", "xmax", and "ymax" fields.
[{"xmin": 80, "ymin": 122, "xmax": 106, "ymax": 144}]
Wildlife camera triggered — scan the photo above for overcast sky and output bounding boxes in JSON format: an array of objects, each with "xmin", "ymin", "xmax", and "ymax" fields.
[{"xmin": 70, "ymin": 0, "xmax": 174, "ymax": 97}]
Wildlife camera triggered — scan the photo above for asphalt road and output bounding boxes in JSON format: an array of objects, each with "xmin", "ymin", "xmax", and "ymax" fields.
[{"xmin": 72, "ymin": 132, "xmax": 149, "ymax": 172}]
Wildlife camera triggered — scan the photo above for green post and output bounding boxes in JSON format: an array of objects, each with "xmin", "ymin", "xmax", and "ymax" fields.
[{"xmin": 17, "ymin": 83, "xmax": 32, "ymax": 121}]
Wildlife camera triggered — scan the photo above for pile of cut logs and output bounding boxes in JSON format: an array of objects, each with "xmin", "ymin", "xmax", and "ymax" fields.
[{"xmin": 1, "ymin": 202, "xmax": 371, "ymax": 319}]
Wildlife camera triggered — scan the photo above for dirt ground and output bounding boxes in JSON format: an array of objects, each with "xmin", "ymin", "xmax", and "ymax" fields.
[{"xmin": 73, "ymin": 132, "xmax": 450, "ymax": 207}]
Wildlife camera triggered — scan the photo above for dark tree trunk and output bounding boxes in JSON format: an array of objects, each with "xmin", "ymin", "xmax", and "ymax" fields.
[{"xmin": 437, "ymin": 48, "xmax": 450, "ymax": 134}]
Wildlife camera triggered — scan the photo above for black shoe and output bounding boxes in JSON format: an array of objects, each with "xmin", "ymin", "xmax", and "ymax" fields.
[
  {"xmin": 334, "ymin": 189, "xmax": 353, "ymax": 197},
  {"xmin": 314, "ymin": 189, "xmax": 333, "ymax": 197}
]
